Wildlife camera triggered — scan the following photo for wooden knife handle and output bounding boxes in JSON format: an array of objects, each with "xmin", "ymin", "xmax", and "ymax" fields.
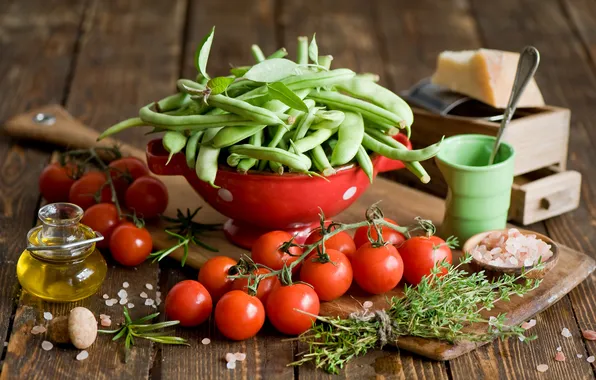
[{"xmin": 2, "ymin": 104, "xmax": 145, "ymax": 161}]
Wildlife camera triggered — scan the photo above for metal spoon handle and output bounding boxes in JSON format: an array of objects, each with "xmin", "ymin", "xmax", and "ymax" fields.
[{"xmin": 488, "ymin": 46, "xmax": 540, "ymax": 165}]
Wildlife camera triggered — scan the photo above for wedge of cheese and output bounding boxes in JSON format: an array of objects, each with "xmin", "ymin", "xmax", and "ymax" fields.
[{"xmin": 430, "ymin": 49, "xmax": 545, "ymax": 109}]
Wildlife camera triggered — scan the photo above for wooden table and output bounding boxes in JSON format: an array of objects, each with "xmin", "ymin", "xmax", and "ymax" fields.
[{"xmin": 1, "ymin": 0, "xmax": 595, "ymax": 378}]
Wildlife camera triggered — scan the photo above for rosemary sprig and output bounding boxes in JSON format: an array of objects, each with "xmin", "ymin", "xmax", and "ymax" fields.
[
  {"xmin": 290, "ymin": 254, "xmax": 543, "ymax": 374},
  {"xmin": 98, "ymin": 307, "xmax": 188, "ymax": 362},
  {"xmin": 149, "ymin": 208, "xmax": 222, "ymax": 266}
]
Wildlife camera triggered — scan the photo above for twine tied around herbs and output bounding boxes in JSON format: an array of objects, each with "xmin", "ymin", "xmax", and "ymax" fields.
[{"xmin": 349, "ymin": 309, "xmax": 397, "ymax": 348}]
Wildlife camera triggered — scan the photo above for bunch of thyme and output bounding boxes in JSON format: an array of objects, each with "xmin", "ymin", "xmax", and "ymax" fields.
[{"xmin": 291, "ymin": 254, "xmax": 542, "ymax": 374}]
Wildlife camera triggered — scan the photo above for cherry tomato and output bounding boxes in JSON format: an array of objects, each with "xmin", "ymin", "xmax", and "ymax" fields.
[
  {"xmin": 351, "ymin": 242, "xmax": 404, "ymax": 294},
  {"xmin": 231, "ymin": 267, "xmax": 280, "ymax": 306},
  {"xmin": 81, "ymin": 203, "xmax": 120, "ymax": 249},
  {"xmin": 125, "ymin": 176, "xmax": 168, "ymax": 219},
  {"xmin": 300, "ymin": 249, "xmax": 353, "ymax": 301},
  {"xmin": 107, "ymin": 157, "xmax": 150, "ymax": 203},
  {"xmin": 68, "ymin": 172, "xmax": 106, "ymax": 210},
  {"xmin": 39, "ymin": 163, "xmax": 78, "ymax": 203},
  {"xmin": 215, "ymin": 290, "xmax": 265, "ymax": 340},
  {"xmin": 304, "ymin": 228, "xmax": 357, "ymax": 261},
  {"xmin": 266, "ymin": 283, "xmax": 320, "ymax": 335},
  {"xmin": 251, "ymin": 231, "xmax": 303, "ymax": 271},
  {"xmin": 353, "ymin": 218, "xmax": 406, "ymax": 249},
  {"xmin": 109, "ymin": 222, "xmax": 152, "ymax": 266},
  {"xmin": 398, "ymin": 236, "xmax": 453, "ymax": 285},
  {"xmin": 165, "ymin": 280, "xmax": 212, "ymax": 327},
  {"xmin": 197, "ymin": 256, "xmax": 237, "ymax": 302}
]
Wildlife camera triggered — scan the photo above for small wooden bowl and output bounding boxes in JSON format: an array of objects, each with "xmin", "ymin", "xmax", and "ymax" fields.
[{"xmin": 463, "ymin": 229, "xmax": 559, "ymax": 280}]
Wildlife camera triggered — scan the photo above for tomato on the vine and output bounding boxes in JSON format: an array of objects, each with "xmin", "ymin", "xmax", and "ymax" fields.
[
  {"xmin": 231, "ymin": 267, "xmax": 280, "ymax": 306},
  {"xmin": 197, "ymin": 256, "xmax": 237, "ymax": 302},
  {"xmin": 266, "ymin": 283, "xmax": 320, "ymax": 335},
  {"xmin": 215, "ymin": 290, "xmax": 265, "ymax": 340},
  {"xmin": 68, "ymin": 172, "xmax": 106, "ymax": 210},
  {"xmin": 125, "ymin": 176, "xmax": 168, "ymax": 219},
  {"xmin": 251, "ymin": 231, "xmax": 303, "ymax": 271},
  {"xmin": 304, "ymin": 228, "xmax": 356, "ymax": 261},
  {"xmin": 109, "ymin": 222, "xmax": 152, "ymax": 266},
  {"xmin": 398, "ymin": 236, "xmax": 453, "ymax": 285},
  {"xmin": 107, "ymin": 157, "xmax": 150, "ymax": 203},
  {"xmin": 39, "ymin": 163, "xmax": 78, "ymax": 203},
  {"xmin": 299, "ymin": 249, "xmax": 353, "ymax": 301},
  {"xmin": 81, "ymin": 203, "xmax": 120, "ymax": 249},
  {"xmin": 351, "ymin": 242, "xmax": 404, "ymax": 294},
  {"xmin": 353, "ymin": 218, "xmax": 406, "ymax": 249},
  {"xmin": 165, "ymin": 280, "xmax": 212, "ymax": 327}
]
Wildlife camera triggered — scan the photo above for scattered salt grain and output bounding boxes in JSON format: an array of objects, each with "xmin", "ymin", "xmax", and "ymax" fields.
[
  {"xmin": 588, "ymin": 356, "xmax": 595, "ymax": 363},
  {"xmin": 31, "ymin": 325, "xmax": 47, "ymax": 335},
  {"xmin": 76, "ymin": 350, "xmax": 89, "ymax": 361},
  {"xmin": 225, "ymin": 353, "xmax": 236, "ymax": 363},
  {"xmin": 518, "ymin": 336, "xmax": 526, "ymax": 342},
  {"xmin": 100, "ymin": 319, "xmax": 112, "ymax": 327},
  {"xmin": 561, "ymin": 328, "xmax": 572, "ymax": 338},
  {"xmin": 583, "ymin": 330, "xmax": 596, "ymax": 341},
  {"xmin": 362, "ymin": 301, "xmax": 373, "ymax": 309},
  {"xmin": 127, "ymin": 303, "xmax": 135, "ymax": 309},
  {"xmin": 555, "ymin": 351, "xmax": 566, "ymax": 361},
  {"xmin": 488, "ymin": 316, "xmax": 498, "ymax": 326},
  {"xmin": 102, "ymin": 294, "xmax": 109, "ymax": 300},
  {"xmin": 145, "ymin": 299, "xmax": 154, "ymax": 306},
  {"xmin": 577, "ymin": 354, "xmax": 583, "ymax": 359},
  {"xmin": 234, "ymin": 352, "xmax": 246, "ymax": 361},
  {"xmin": 226, "ymin": 361, "xmax": 236, "ymax": 370},
  {"xmin": 119, "ymin": 298, "xmax": 128, "ymax": 306},
  {"xmin": 145, "ymin": 284, "xmax": 153, "ymax": 290},
  {"xmin": 152, "ymin": 304, "xmax": 157, "ymax": 309},
  {"xmin": 156, "ymin": 291, "xmax": 161, "ymax": 298},
  {"xmin": 100, "ymin": 314, "xmax": 109, "ymax": 319},
  {"xmin": 43, "ymin": 312, "xmax": 53, "ymax": 321},
  {"xmin": 41, "ymin": 341, "xmax": 53, "ymax": 351},
  {"xmin": 140, "ymin": 292, "xmax": 148, "ymax": 299},
  {"xmin": 117, "ymin": 290, "xmax": 128, "ymax": 299},
  {"xmin": 105, "ymin": 299, "xmax": 116, "ymax": 307},
  {"xmin": 122, "ymin": 282, "xmax": 129, "ymax": 288},
  {"xmin": 536, "ymin": 364, "xmax": 548, "ymax": 373},
  {"xmin": 155, "ymin": 298, "xmax": 162, "ymax": 306},
  {"xmin": 201, "ymin": 338, "xmax": 211, "ymax": 345},
  {"xmin": 556, "ymin": 346, "xmax": 562, "ymax": 352},
  {"xmin": 521, "ymin": 319, "xmax": 536, "ymax": 330},
  {"xmin": 3, "ymin": 342, "xmax": 7, "ymax": 347}
]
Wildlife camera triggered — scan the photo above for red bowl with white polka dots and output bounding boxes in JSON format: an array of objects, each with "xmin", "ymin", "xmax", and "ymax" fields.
[{"xmin": 146, "ymin": 135, "xmax": 412, "ymax": 249}]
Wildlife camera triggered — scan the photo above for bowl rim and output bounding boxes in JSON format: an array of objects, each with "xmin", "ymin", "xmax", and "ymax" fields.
[{"xmin": 462, "ymin": 228, "xmax": 559, "ymax": 272}]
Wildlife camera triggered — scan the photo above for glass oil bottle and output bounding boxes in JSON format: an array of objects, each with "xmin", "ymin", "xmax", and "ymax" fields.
[{"xmin": 17, "ymin": 203, "xmax": 107, "ymax": 302}]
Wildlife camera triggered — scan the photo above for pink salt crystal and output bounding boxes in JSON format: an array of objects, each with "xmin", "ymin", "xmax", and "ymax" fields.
[
  {"xmin": 201, "ymin": 338, "xmax": 211, "ymax": 345},
  {"xmin": 31, "ymin": 325, "xmax": 47, "ymax": 335},
  {"xmin": 362, "ymin": 301, "xmax": 373, "ymax": 309},
  {"xmin": 521, "ymin": 319, "xmax": 536, "ymax": 330},
  {"xmin": 234, "ymin": 352, "xmax": 246, "ymax": 361},
  {"xmin": 225, "ymin": 353, "xmax": 236, "ymax": 363},
  {"xmin": 588, "ymin": 356, "xmax": 595, "ymax": 363},
  {"xmin": 100, "ymin": 318, "xmax": 112, "ymax": 327},
  {"xmin": 536, "ymin": 364, "xmax": 548, "ymax": 372},
  {"xmin": 583, "ymin": 330, "xmax": 596, "ymax": 341},
  {"xmin": 555, "ymin": 351, "xmax": 566, "ymax": 361},
  {"xmin": 41, "ymin": 341, "xmax": 53, "ymax": 351},
  {"xmin": 561, "ymin": 328, "xmax": 572, "ymax": 338},
  {"xmin": 226, "ymin": 361, "xmax": 236, "ymax": 370},
  {"xmin": 76, "ymin": 350, "xmax": 89, "ymax": 361}
]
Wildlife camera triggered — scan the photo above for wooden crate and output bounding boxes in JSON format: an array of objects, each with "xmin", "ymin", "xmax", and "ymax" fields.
[{"xmin": 386, "ymin": 105, "xmax": 581, "ymax": 225}]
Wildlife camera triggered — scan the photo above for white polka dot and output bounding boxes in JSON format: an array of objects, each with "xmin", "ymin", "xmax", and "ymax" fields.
[
  {"xmin": 218, "ymin": 188, "xmax": 233, "ymax": 202},
  {"xmin": 343, "ymin": 186, "xmax": 357, "ymax": 200}
]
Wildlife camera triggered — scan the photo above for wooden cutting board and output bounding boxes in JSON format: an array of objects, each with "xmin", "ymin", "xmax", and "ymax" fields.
[{"xmin": 4, "ymin": 105, "xmax": 595, "ymax": 360}]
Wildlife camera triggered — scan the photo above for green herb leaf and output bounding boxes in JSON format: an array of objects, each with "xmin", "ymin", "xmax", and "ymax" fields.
[
  {"xmin": 230, "ymin": 66, "xmax": 251, "ymax": 77},
  {"xmin": 194, "ymin": 26, "xmax": 215, "ymax": 80},
  {"xmin": 207, "ymin": 76, "xmax": 234, "ymax": 95},
  {"xmin": 267, "ymin": 82, "xmax": 309, "ymax": 112},
  {"xmin": 243, "ymin": 58, "xmax": 298, "ymax": 83},
  {"xmin": 308, "ymin": 33, "xmax": 319, "ymax": 65}
]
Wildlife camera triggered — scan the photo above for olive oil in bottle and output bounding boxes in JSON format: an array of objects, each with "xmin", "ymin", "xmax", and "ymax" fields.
[{"xmin": 17, "ymin": 203, "xmax": 107, "ymax": 302}]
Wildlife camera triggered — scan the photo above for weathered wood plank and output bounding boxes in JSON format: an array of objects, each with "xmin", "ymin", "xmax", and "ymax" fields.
[{"xmin": 1, "ymin": 0, "xmax": 187, "ymax": 378}]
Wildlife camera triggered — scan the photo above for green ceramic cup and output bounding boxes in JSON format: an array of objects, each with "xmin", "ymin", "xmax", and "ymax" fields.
[{"xmin": 435, "ymin": 134, "xmax": 515, "ymax": 243}]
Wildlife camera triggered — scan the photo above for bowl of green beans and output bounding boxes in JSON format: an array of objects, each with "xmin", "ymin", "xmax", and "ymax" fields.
[{"xmin": 100, "ymin": 29, "xmax": 442, "ymax": 248}]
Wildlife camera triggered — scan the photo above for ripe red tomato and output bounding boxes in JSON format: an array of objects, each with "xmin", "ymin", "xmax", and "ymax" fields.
[
  {"xmin": 299, "ymin": 249, "xmax": 353, "ymax": 301},
  {"xmin": 68, "ymin": 172, "xmax": 106, "ymax": 210},
  {"xmin": 198, "ymin": 256, "xmax": 237, "ymax": 302},
  {"xmin": 251, "ymin": 231, "xmax": 303, "ymax": 271},
  {"xmin": 304, "ymin": 228, "xmax": 357, "ymax": 261},
  {"xmin": 215, "ymin": 290, "xmax": 265, "ymax": 340},
  {"xmin": 39, "ymin": 163, "xmax": 78, "ymax": 203},
  {"xmin": 109, "ymin": 222, "xmax": 152, "ymax": 266},
  {"xmin": 231, "ymin": 267, "xmax": 280, "ymax": 306},
  {"xmin": 81, "ymin": 203, "xmax": 120, "ymax": 249},
  {"xmin": 398, "ymin": 236, "xmax": 453, "ymax": 285},
  {"xmin": 107, "ymin": 157, "xmax": 150, "ymax": 203},
  {"xmin": 266, "ymin": 283, "xmax": 320, "ymax": 335},
  {"xmin": 125, "ymin": 176, "xmax": 168, "ymax": 219},
  {"xmin": 353, "ymin": 218, "xmax": 406, "ymax": 249},
  {"xmin": 351, "ymin": 243, "xmax": 404, "ymax": 294},
  {"xmin": 165, "ymin": 280, "xmax": 212, "ymax": 327}
]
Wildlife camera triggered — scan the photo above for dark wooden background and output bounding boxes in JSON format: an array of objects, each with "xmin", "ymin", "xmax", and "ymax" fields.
[{"xmin": 1, "ymin": 0, "xmax": 595, "ymax": 379}]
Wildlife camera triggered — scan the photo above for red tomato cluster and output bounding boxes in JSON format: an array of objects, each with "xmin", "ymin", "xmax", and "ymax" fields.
[{"xmin": 39, "ymin": 157, "xmax": 168, "ymax": 267}]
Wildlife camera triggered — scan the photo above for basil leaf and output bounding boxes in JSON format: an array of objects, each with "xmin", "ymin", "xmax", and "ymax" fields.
[
  {"xmin": 207, "ymin": 76, "xmax": 234, "ymax": 95},
  {"xmin": 194, "ymin": 26, "xmax": 215, "ymax": 80},
  {"xmin": 267, "ymin": 82, "xmax": 309, "ymax": 112},
  {"xmin": 243, "ymin": 58, "xmax": 298, "ymax": 83},
  {"xmin": 230, "ymin": 66, "xmax": 251, "ymax": 77},
  {"xmin": 308, "ymin": 33, "xmax": 319, "ymax": 65}
]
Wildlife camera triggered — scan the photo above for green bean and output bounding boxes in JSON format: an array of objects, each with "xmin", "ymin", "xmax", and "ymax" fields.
[
  {"xmin": 355, "ymin": 73, "xmax": 380, "ymax": 82},
  {"xmin": 312, "ymin": 145, "xmax": 336, "ymax": 176},
  {"xmin": 293, "ymin": 128, "xmax": 336, "ymax": 153},
  {"xmin": 196, "ymin": 128, "xmax": 221, "ymax": 188},
  {"xmin": 282, "ymin": 69, "xmax": 355, "ymax": 91},
  {"xmin": 355, "ymin": 145, "xmax": 374, "ymax": 184},
  {"xmin": 267, "ymin": 48, "xmax": 288, "ymax": 59},
  {"xmin": 196, "ymin": 73, "xmax": 209, "ymax": 85},
  {"xmin": 163, "ymin": 131, "xmax": 187, "ymax": 165},
  {"xmin": 336, "ymin": 77, "xmax": 413, "ymax": 127},
  {"xmin": 237, "ymin": 129, "xmax": 263, "ymax": 173},
  {"xmin": 139, "ymin": 103, "xmax": 261, "ymax": 128},
  {"xmin": 292, "ymin": 107, "xmax": 318, "ymax": 141},
  {"xmin": 207, "ymin": 94, "xmax": 286, "ymax": 126},
  {"xmin": 297, "ymin": 36, "xmax": 308, "ymax": 65},
  {"xmin": 185, "ymin": 131, "xmax": 203, "ymax": 169},
  {"xmin": 362, "ymin": 132, "xmax": 443, "ymax": 162},
  {"xmin": 251, "ymin": 44, "xmax": 266, "ymax": 63},
  {"xmin": 308, "ymin": 90, "xmax": 405, "ymax": 129},
  {"xmin": 311, "ymin": 110, "xmax": 345, "ymax": 130},
  {"xmin": 177, "ymin": 79, "xmax": 205, "ymax": 94},
  {"xmin": 269, "ymin": 160, "xmax": 284, "ymax": 175},
  {"xmin": 226, "ymin": 153, "xmax": 244, "ymax": 167},
  {"xmin": 330, "ymin": 111, "xmax": 364, "ymax": 166},
  {"xmin": 99, "ymin": 117, "xmax": 145, "ymax": 140},
  {"xmin": 229, "ymin": 145, "xmax": 311, "ymax": 172},
  {"xmin": 157, "ymin": 92, "xmax": 191, "ymax": 112},
  {"xmin": 318, "ymin": 55, "xmax": 333, "ymax": 70}
]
